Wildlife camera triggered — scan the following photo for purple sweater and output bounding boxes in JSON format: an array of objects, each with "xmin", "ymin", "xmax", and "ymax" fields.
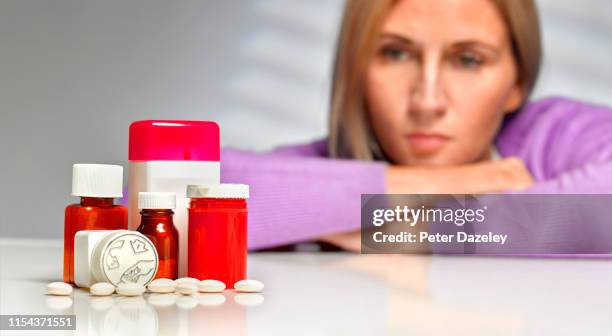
[{"xmin": 221, "ymin": 97, "xmax": 612, "ymax": 250}]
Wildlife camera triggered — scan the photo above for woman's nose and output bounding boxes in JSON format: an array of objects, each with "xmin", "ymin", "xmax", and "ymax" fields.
[{"xmin": 410, "ymin": 59, "xmax": 446, "ymax": 120}]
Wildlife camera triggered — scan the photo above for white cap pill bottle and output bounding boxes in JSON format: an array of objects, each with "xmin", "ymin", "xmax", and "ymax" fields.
[
  {"xmin": 187, "ymin": 184, "xmax": 249, "ymax": 289},
  {"xmin": 64, "ymin": 164, "xmax": 128, "ymax": 284}
]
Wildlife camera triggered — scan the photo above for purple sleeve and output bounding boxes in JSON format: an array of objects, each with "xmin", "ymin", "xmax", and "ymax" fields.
[
  {"xmin": 220, "ymin": 140, "xmax": 387, "ymax": 250},
  {"xmin": 497, "ymin": 97, "xmax": 612, "ymax": 193},
  {"xmin": 476, "ymin": 97, "xmax": 612, "ymax": 253}
]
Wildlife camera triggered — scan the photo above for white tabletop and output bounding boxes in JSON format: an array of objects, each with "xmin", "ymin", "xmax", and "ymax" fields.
[{"xmin": 1, "ymin": 238, "xmax": 611, "ymax": 335}]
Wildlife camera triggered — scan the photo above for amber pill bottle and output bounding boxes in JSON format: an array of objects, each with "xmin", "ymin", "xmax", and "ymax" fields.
[
  {"xmin": 137, "ymin": 192, "xmax": 179, "ymax": 280},
  {"xmin": 64, "ymin": 164, "xmax": 128, "ymax": 284}
]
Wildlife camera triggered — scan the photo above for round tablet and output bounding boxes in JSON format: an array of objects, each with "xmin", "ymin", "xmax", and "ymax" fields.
[
  {"xmin": 234, "ymin": 280, "xmax": 264, "ymax": 293},
  {"xmin": 116, "ymin": 283, "xmax": 146, "ymax": 296},
  {"xmin": 147, "ymin": 278, "xmax": 176, "ymax": 293},
  {"xmin": 174, "ymin": 277, "xmax": 199, "ymax": 285},
  {"xmin": 90, "ymin": 282, "xmax": 115, "ymax": 296},
  {"xmin": 46, "ymin": 282, "xmax": 73, "ymax": 296},
  {"xmin": 197, "ymin": 279, "xmax": 226, "ymax": 293},
  {"xmin": 175, "ymin": 283, "xmax": 197, "ymax": 295}
]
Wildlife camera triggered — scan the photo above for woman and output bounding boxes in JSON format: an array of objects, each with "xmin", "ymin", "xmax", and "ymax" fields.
[{"xmin": 222, "ymin": 0, "xmax": 612, "ymax": 251}]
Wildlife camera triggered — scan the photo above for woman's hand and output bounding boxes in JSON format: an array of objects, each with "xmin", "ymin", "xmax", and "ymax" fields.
[
  {"xmin": 386, "ymin": 157, "xmax": 534, "ymax": 194},
  {"xmin": 319, "ymin": 157, "xmax": 534, "ymax": 251}
]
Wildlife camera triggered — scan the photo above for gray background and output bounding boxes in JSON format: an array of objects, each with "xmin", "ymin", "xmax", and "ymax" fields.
[{"xmin": 1, "ymin": 0, "xmax": 611, "ymax": 239}]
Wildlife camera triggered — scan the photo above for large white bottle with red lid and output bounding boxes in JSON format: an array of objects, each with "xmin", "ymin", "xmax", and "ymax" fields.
[{"xmin": 128, "ymin": 120, "xmax": 220, "ymax": 277}]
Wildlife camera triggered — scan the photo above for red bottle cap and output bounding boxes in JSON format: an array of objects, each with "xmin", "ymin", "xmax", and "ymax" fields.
[{"xmin": 129, "ymin": 120, "xmax": 220, "ymax": 161}]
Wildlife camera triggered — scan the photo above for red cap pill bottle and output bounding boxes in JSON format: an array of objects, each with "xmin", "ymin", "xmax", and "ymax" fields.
[
  {"xmin": 64, "ymin": 164, "xmax": 128, "ymax": 284},
  {"xmin": 128, "ymin": 120, "xmax": 221, "ymax": 278},
  {"xmin": 187, "ymin": 184, "xmax": 249, "ymax": 288}
]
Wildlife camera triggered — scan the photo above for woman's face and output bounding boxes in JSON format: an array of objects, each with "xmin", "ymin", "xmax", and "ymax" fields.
[{"xmin": 365, "ymin": 0, "xmax": 523, "ymax": 166}]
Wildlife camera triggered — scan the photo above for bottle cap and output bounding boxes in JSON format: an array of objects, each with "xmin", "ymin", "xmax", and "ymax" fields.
[
  {"xmin": 187, "ymin": 184, "xmax": 249, "ymax": 199},
  {"xmin": 89, "ymin": 230, "xmax": 158, "ymax": 287},
  {"xmin": 138, "ymin": 192, "xmax": 176, "ymax": 209},
  {"xmin": 129, "ymin": 120, "xmax": 220, "ymax": 161},
  {"xmin": 72, "ymin": 164, "xmax": 123, "ymax": 198}
]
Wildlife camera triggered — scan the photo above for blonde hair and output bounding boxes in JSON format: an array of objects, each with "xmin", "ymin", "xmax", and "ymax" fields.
[{"xmin": 328, "ymin": 0, "xmax": 542, "ymax": 160}]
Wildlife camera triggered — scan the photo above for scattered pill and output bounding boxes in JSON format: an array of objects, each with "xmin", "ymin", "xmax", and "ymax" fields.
[
  {"xmin": 46, "ymin": 282, "xmax": 73, "ymax": 296},
  {"xmin": 234, "ymin": 293, "xmax": 265, "ymax": 307},
  {"xmin": 174, "ymin": 277, "xmax": 199, "ymax": 285},
  {"xmin": 90, "ymin": 282, "xmax": 115, "ymax": 296},
  {"xmin": 198, "ymin": 293, "xmax": 226, "ymax": 307},
  {"xmin": 234, "ymin": 280, "xmax": 264, "ymax": 293},
  {"xmin": 116, "ymin": 283, "xmax": 146, "ymax": 296},
  {"xmin": 197, "ymin": 279, "xmax": 225, "ymax": 293},
  {"xmin": 176, "ymin": 283, "xmax": 198, "ymax": 295},
  {"xmin": 148, "ymin": 278, "xmax": 176, "ymax": 293}
]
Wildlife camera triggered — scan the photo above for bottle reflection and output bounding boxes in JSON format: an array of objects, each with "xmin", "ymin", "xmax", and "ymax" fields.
[
  {"xmin": 72, "ymin": 292, "xmax": 158, "ymax": 335},
  {"xmin": 188, "ymin": 292, "xmax": 247, "ymax": 335},
  {"xmin": 148, "ymin": 294, "xmax": 179, "ymax": 336},
  {"xmin": 68, "ymin": 290, "xmax": 259, "ymax": 336}
]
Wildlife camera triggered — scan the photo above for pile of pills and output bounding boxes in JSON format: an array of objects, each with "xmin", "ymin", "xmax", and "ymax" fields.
[{"xmin": 46, "ymin": 278, "xmax": 264, "ymax": 297}]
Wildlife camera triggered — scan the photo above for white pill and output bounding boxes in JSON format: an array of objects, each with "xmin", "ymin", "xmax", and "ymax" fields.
[
  {"xmin": 46, "ymin": 282, "xmax": 73, "ymax": 296},
  {"xmin": 197, "ymin": 279, "xmax": 226, "ymax": 293},
  {"xmin": 116, "ymin": 283, "xmax": 146, "ymax": 296},
  {"xmin": 174, "ymin": 277, "xmax": 199, "ymax": 285},
  {"xmin": 90, "ymin": 282, "xmax": 115, "ymax": 296},
  {"xmin": 147, "ymin": 278, "xmax": 176, "ymax": 293},
  {"xmin": 234, "ymin": 280, "xmax": 264, "ymax": 293},
  {"xmin": 175, "ymin": 283, "xmax": 198, "ymax": 295}
]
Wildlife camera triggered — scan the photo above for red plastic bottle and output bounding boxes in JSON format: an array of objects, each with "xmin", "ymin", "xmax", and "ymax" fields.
[
  {"xmin": 187, "ymin": 184, "xmax": 249, "ymax": 288},
  {"xmin": 136, "ymin": 192, "xmax": 179, "ymax": 279},
  {"xmin": 63, "ymin": 164, "xmax": 128, "ymax": 284}
]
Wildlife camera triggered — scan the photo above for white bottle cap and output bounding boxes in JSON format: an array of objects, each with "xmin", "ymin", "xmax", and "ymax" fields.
[
  {"xmin": 138, "ymin": 192, "xmax": 176, "ymax": 209},
  {"xmin": 72, "ymin": 164, "xmax": 123, "ymax": 198},
  {"xmin": 187, "ymin": 184, "xmax": 249, "ymax": 199}
]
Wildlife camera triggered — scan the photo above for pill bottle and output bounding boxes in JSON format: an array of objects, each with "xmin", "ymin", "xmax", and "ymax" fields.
[
  {"xmin": 74, "ymin": 230, "xmax": 158, "ymax": 288},
  {"xmin": 129, "ymin": 120, "xmax": 220, "ymax": 277},
  {"xmin": 187, "ymin": 184, "xmax": 249, "ymax": 288},
  {"xmin": 64, "ymin": 164, "xmax": 128, "ymax": 284},
  {"xmin": 137, "ymin": 192, "xmax": 179, "ymax": 280}
]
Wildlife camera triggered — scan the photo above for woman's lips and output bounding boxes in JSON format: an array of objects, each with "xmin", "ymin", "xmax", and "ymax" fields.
[{"xmin": 405, "ymin": 132, "xmax": 449, "ymax": 153}]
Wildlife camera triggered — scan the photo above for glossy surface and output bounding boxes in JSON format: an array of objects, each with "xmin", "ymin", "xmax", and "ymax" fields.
[
  {"xmin": 2, "ymin": 239, "xmax": 612, "ymax": 335},
  {"xmin": 188, "ymin": 198, "xmax": 247, "ymax": 288},
  {"xmin": 63, "ymin": 198, "xmax": 128, "ymax": 284},
  {"xmin": 137, "ymin": 209, "xmax": 179, "ymax": 280}
]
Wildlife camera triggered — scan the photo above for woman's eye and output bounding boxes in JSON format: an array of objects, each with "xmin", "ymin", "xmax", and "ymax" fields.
[
  {"xmin": 456, "ymin": 53, "xmax": 484, "ymax": 68},
  {"xmin": 380, "ymin": 47, "xmax": 411, "ymax": 62}
]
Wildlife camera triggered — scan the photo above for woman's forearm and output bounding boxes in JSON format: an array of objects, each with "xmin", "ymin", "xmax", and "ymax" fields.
[{"xmin": 221, "ymin": 148, "xmax": 386, "ymax": 250}]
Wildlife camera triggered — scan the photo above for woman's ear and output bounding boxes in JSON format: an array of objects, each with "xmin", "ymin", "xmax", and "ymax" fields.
[{"xmin": 503, "ymin": 82, "xmax": 525, "ymax": 114}]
